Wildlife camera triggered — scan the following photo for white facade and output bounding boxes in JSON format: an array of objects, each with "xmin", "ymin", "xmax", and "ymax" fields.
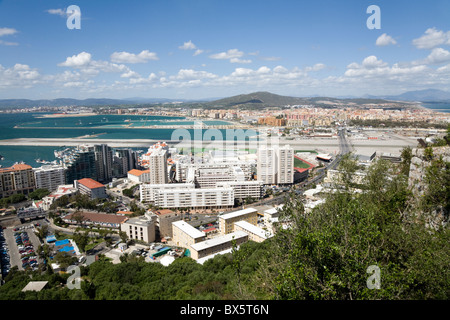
[
  {"xmin": 172, "ymin": 220, "xmax": 206, "ymax": 249},
  {"xmin": 190, "ymin": 231, "xmax": 248, "ymax": 260},
  {"xmin": 257, "ymin": 145, "xmax": 294, "ymax": 185},
  {"xmin": 140, "ymin": 183, "xmax": 195, "ymax": 203},
  {"xmin": 127, "ymin": 169, "xmax": 150, "ymax": 184},
  {"xmin": 234, "ymin": 220, "xmax": 272, "ymax": 242},
  {"xmin": 148, "ymin": 148, "xmax": 168, "ymax": 184},
  {"xmin": 153, "ymin": 186, "xmax": 234, "ymax": 209},
  {"xmin": 216, "ymin": 180, "xmax": 263, "ymax": 200},
  {"xmin": 33, "ymin": 165, "xmax": 66, "ymax": 192}
]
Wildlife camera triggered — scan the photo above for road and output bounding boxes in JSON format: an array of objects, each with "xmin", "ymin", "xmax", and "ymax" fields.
[{"xmin": 256, "ymin": 128, "xmax": 351, "ymax": 206}]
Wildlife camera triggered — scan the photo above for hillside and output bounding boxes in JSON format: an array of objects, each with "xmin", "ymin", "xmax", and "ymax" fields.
[
  {"xmin": 201, "ymin": 91, "xmax": 410, "ymax": 109},
  {"xmin": 204, "ymin": 91, "xmax": 308, "ymax": 108},
  {"xmin": 0, "ymin": 91, "xmax": 417, "ymax": 109},
  {"xmin": 365, "ymin": 89, "xmax": 450, "ymax": 102}
]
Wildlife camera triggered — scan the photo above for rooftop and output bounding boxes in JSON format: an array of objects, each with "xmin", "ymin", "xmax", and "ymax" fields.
[
  {"xmin": 0, "ymin": 163, "xmax": 32, "ymax": 173},
  {"xmin": 22, "ymin": 281, "xmax": 48, "ymax": 292},
  {"xmin": 153, "ymin": 209, "xmax": 175, "ymax": 216},
  {"xmin": 190, "ymin": 231, "xmax": 248, "ymax": 251},
  {"xmin": 128, "ymin": 169, "xmax": 150, "ymax": 176},
  {"xmin": 234, "ymin": 220, "xmax": 272, "ymax": 239},
  {"xmin": 65, "ymin": 211, "xmax": 128, "ymax": 225},
  {"xmin": 76, "ymin": 178, "xmax": 105, "ymax": 189},
  {"xmin": 172, "ymin": 220, "xmax": 205, "ymax": 239},
  {"xmin": 219, "ymin": 207, "xmax": 258, "ymax": 220}
]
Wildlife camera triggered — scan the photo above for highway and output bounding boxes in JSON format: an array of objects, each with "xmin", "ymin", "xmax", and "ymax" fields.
[{"xmin": 256, "ymin": 128, "xmax": 351, "ymax": 206}]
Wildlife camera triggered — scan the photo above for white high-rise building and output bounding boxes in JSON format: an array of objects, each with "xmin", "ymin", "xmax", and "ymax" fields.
[
  {"xmin": 257, "ymin": 145, "xmax": 294, "ymax": 185},
  {"xmin": 33, "ymin": 165, "xmax": 66, "ymax": 192},
  {"xmin": 149, "ymin": 148, "xmax": 168, "ymax": 184},
  {"xmin": 277, "ymin": 145, "xmax": 294, "ymax": 184},
  {"xmin": 257, "ymin": 147, "xmax": 277, "ymax": 185}
]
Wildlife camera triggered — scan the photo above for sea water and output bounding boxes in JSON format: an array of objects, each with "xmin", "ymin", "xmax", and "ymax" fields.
[{"xmin": 0, "ymin": 113, "xmax": 251, "ymax": 166}]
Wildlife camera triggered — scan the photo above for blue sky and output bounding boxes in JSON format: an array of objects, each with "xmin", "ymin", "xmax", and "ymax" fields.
[{"xmin": 0, "ymin": 0, "xmax": 450, "ymax": 99}]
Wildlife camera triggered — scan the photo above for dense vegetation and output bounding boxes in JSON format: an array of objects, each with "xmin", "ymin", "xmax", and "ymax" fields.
[
  {"xmin": 1, "ymin": 147, "xmax": 448, "ymax": 300},
  {"xmin": 349, "ymin": 119, "xmax": 448, "ymax": 129}
]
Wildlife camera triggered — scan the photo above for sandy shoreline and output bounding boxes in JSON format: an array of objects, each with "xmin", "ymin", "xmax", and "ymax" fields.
[{"xmin": 34, "ymin": 113, "xmax": 98, "ymax": 118}]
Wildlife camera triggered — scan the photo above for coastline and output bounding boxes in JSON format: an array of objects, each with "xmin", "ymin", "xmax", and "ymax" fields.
[{"xmin": 34, "ymin": 112, "xmax": 98, "ymax": 118}]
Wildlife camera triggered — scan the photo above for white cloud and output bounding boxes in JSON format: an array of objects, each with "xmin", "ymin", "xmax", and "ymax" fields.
[
  {"xmin": 58, "ymin": 52, "xmax": 133, "ymax": 80},
  {"xmin": 58, "ymin": 52, "xmax": 92, "ymax": 67},
  {"xmin": 179, "ymin": 40, "xmax": 197, "ymax": 50},
  {"xmin": 110, "ymin": 50, "xmax": 159, "ymax": 63},
  {"xmin": 209, "ymin": 49, "xmax": 244, "ymax": 60},
  {"xmin": 0, "ymin": 27, "xmax": 18, "ymax": 37},
  {"xmin": 306, "ymin": 63, "xmax": 326, "ymax": 72},
  {"xmin": 344, "ymin": 55, "xmax": 428, "ymax": 78},
  {"xmin": 0, "ymin": 27, "xmax": 19, "ymax": 45},
  {"xmin": 412, "ymin": 27, "xmax": 450, "ymax": 49},
  {"xmin": 0, "ymin": 64, "xmax": 41, "ymax": 88},
  {"xmin": 46, "ymin": 9, "xmax": 67, "ymax": 17},
  {"xmin": 179, "ymin": 41, "xmax": 204, "ymax": 56},
  {"xmin": 0, "ymin": 40, "xmax": 18, "ymax": 46},
  {"xmin": 424, "ymin": 47, "xmax": 450, "ymax": 64},
  {"xmin": 230, "ymin": 58, "xmax": 252, "ymax": 64},
  {"xmin": 120, "ymin": 70, "xmax": 140, "ymax": 78},
  {"xmin": 209, "ymin": 49, "xmax": 252, "ymax": 64},
  {"xmin": 193, "ymin": 49, "xmax": 204, "ymax": 56},
  {"xmin": 376, "ymin": 33, "xmax": 397, "ymax": 46},
  {"xmin": 170, "ymin": 69, "xmax": 218, "ymax": 81}
]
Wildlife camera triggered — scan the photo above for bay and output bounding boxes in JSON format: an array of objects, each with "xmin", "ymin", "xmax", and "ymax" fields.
[
  {"xmin": 0, "ymin": 113, "xmax": 257, "ymax": 167},
  {"xmin": 421, "ymin": 102, "xmax": 450, "ymax": 113}
]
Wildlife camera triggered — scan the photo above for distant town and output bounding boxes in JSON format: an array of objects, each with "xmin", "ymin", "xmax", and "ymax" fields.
[{"xmin": 1, "ymin": 94, "xmax": 449, "ymax": 284}]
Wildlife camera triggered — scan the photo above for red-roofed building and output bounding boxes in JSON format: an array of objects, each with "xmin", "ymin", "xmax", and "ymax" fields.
[
  {"xmin": 127, "ymin": 169, "xmax": 150, "ymax": 183},
  {"xmin": 0, "ymin": 163, "xmax": 36, "ymax": 198},
  {"xmin": 74, "ymin": 178, "xmax": 107, "ymax": 199},
  {"xmin": 63, "ymin": 211, "xmax": 128, "ymax": 229}
]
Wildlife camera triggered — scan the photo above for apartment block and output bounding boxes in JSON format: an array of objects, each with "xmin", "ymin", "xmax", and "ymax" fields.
[
  {"xmin": 33, "ymin": 165, "xmax": 66, "ymax": 192},
  {"xmin": 151, "ymin": 209, "xmax": 182, "ymax": 240},
  {"xmin": 172, "ymin": 220, "xmax": 206, "ymax": 249},
  {"xmin": 257, "ymin": 145, "xmax": 294, "ymax": 185},
  {"xmin": 148, "ymin": 148, "xmax": 168, "ymax": 184},
  {"xmin": 140, "ymin": 183, "xmax": 195, "ymax": 203},
  {"xmin": 74, "ymin": 178, "xmax": 107, "ymax": 199},
  {"xmin": 153, "ymin": 186, "xmax": 234, "ymax": 209},
  {"xmin": 190, "ymin": 231, "xmax": 248, "ymax": 260},
  {"xmin": 234, "ymin": 220, "xmax": 272, "ymax": 243},
  {"xmin": 121, "ymin": 214, "xmax": 156, "ymax": 243},
  {"xmin": 0, "ymin": 163, "xmax": 36, "ymax": 198},
  {"xmin": 218, "ymin": 208, "xmax": 258, "ymax": 235},
  {"xmin": 127, "ymin": 169, "xmax": 150, "ymax": 183},
  {"xmin": 216, "ymin": 180, "xmax": 263, "ymax": 200}
]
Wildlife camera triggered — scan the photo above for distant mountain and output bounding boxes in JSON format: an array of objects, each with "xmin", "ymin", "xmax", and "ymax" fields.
[
  {"xmin": 204, "ymin": 91, "xmax": 308, "ymax": 108},
  {"xmin": 201, "ymin": 91, "xmax": 402, "ymax": 109},
  {"xmin": 365, "ymin": 89, "xmax": 450, "ymax": 102},
  {"xmin": 0, "ymin": 91, "xmax": 418, "ymax": 109}
]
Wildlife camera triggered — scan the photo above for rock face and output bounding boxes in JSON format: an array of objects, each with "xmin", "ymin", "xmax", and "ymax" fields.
[{"xmin": 408, "ymin": 146, "xmax": 450, "ymax": 228}]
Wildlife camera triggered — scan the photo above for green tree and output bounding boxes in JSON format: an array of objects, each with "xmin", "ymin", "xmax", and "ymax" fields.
[
  {"xmin": 28, "ymin": 188, "xmax": 50, "ymax": 200},
  {"xmin": 400, "ymin": 146, "xmax": 413, "ymax": 176},
  {"xmin": 250, "ymin": 158, "xmax": 449, "ymax": 300}
]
